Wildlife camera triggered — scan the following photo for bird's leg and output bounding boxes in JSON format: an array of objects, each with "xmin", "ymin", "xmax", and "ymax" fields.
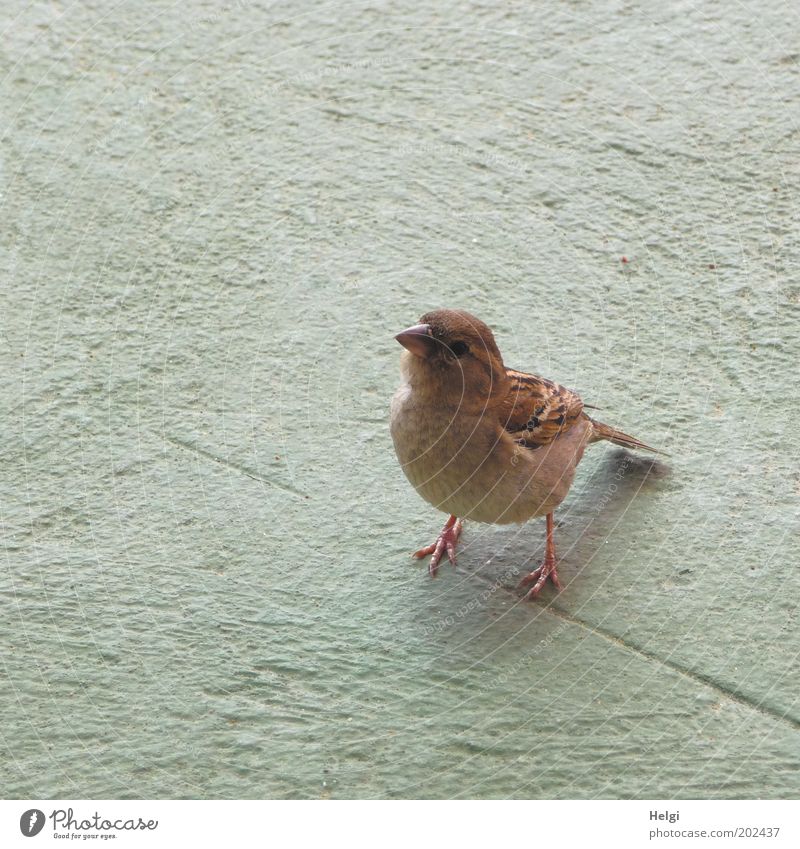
[
  {"xmin": 413, "ymin": 514, "xmax": 463, "ymax": 576},
  {"xmin": 517, "ymin": 512, "xmax": 562, "ymax": 600}
]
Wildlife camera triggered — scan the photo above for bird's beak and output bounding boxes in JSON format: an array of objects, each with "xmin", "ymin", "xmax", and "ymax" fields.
[{"xmin": 395, "ymin": 323, "xmax": 435, "ymax": 358}]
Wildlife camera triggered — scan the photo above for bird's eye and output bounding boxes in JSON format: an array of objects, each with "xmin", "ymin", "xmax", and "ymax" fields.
[{"xmin": 450, "ymin": 341, "xmax": 469, "ymax": 357}]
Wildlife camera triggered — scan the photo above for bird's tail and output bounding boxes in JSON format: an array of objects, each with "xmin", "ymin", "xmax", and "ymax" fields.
[{"xmin": 588, "ymin": 417, "xmax": 665, "ymax": 454}]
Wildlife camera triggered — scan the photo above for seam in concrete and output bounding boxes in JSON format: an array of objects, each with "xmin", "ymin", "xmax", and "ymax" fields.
[
  {"xmin": 164, "ymin": 435, "xmax": 308, "ymax": 500},
  {"xmin": 542, "ymin": 603, "xmax": 800, "ymax": 732}
]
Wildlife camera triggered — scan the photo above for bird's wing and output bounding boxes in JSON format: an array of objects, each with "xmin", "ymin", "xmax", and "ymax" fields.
[{"xmin": 499, "ymin": 368, "xmax": 586, "ymax": 449}]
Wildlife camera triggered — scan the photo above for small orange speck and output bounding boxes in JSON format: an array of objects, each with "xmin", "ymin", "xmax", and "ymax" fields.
[{"xmin": 621, "ymin": 256, "xmax": 629, "ymax": 264}]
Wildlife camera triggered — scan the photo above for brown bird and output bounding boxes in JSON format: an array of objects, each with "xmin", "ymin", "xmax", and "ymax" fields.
[{"xmin": 390, "ymin": 309, "xmax": 660, "ymax": 599}]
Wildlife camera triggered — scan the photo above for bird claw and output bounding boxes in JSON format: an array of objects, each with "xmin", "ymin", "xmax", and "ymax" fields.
[
  {"xmin": 517, "ymin": 556, "xmax": 562, "ymax": 600},
  {"xmin": 413, "ymin": 517, "xmax": 463, "ymax": 576}
]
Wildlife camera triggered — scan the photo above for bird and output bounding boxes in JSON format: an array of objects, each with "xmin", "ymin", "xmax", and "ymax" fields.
[{"xmin": 390, "ymin": 308, "xmax": 660, "ymax": 599}]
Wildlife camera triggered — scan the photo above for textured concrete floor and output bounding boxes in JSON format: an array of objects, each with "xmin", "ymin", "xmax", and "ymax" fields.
[{"xmin": 1, "ymin": 1, "xmax": 799, "ymax": 798}]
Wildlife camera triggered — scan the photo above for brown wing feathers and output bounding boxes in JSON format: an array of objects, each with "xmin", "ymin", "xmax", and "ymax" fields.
[
  {"xmin": 500, "ymin": 367, "xmax": 662, "ymax": 454},
  {"xmin": 500, "ymin": 369, "xmax": 585, "ymax": 449}
]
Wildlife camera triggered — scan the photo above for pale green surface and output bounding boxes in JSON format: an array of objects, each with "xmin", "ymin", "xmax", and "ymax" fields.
[{"xmin": 1, "ymin": 0, "xmax": 799, "ymax": 799}]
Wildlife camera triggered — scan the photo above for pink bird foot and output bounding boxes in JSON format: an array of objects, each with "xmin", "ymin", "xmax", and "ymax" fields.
[
  {"xmin": 413, "ymin": 514, "xmax": 463, "ymax": 576},
  {"xmin": 517, "ymin": 511, "xmax": 562, "ymax": 600},
  {"xmin": 517, "ymin": 555, "xmax": 562, "ymax": 600}
]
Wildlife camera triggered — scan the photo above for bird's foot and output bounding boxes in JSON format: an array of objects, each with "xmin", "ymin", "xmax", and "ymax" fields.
[
  {"xmin": 517, "ymin": 555, "xmax": 562, "ymax": 600},
  {"xmin": 413, "ymin": 516, "xmax": 463, "ymax": 576}
]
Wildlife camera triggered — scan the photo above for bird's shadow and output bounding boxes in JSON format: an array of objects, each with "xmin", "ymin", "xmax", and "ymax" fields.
[{"xmin": 467, "ymin": 449, "xmax": 672, "ymax": 592}]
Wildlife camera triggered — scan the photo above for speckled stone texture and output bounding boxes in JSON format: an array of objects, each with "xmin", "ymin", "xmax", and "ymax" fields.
[{"xmin": 1, "ymin": 0, "xmax": 798, "ymax": 799}]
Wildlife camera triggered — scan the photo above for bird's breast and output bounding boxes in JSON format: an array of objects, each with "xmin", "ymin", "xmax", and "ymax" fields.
[{"xmin": 391, "ymin": 384, "xmax": 589, "ymax": 524}]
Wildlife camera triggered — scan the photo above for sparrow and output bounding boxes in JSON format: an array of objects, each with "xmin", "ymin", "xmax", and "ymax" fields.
[{"xmin": 390, "ymin": 308, "xmax": 660, "ymax": 599}]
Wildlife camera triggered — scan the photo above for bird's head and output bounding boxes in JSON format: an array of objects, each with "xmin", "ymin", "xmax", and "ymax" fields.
[{"xmin": 394, "ymin": 309, "xmax": 509, "ymax": 408}]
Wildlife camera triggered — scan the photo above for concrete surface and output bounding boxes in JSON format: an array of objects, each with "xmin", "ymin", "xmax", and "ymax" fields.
[{"xmin": 1, "ymin": 0, "xmax": 799, "ymax": 798}]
